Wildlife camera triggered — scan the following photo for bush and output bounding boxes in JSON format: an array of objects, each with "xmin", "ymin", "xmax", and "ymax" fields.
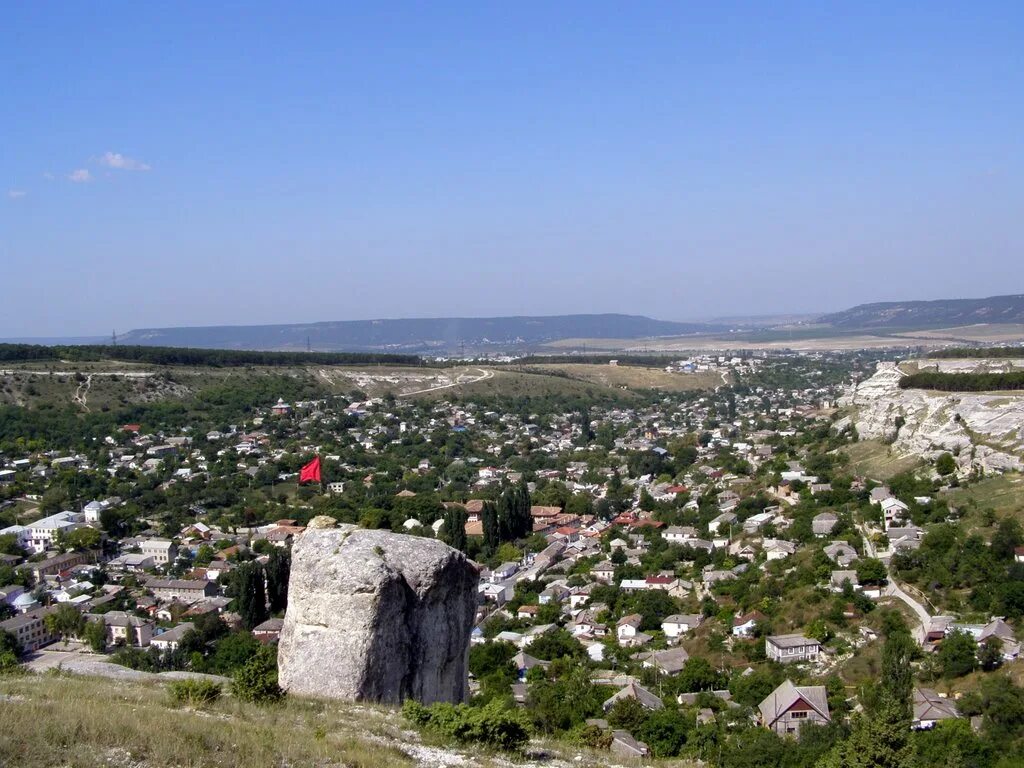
[
  {"xmin": 168, "ymin": 679, "xmax": 222, "ymax": 707},
  {"xmin": 231, "ymin": 645, "xmax": 284, "ymax": 704},
  {"xmin": 402, "ymin": 698, "xmax": 531, "ymax": 752}
]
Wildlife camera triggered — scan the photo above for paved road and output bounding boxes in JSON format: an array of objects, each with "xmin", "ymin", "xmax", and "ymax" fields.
[{"xmin": 857, "ymin": 523, "xmax": 933, "ymax": 636}]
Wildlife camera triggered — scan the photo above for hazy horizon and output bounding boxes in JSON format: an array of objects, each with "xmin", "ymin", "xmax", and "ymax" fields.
[{"xmin": 3, "ymin": 4, "xmax": 1023, "ymax": 337}]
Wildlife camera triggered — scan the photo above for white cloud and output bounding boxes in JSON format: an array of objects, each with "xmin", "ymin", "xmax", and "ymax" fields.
[
  {"xmin": 7, "ymin": 190, "xmax": 27, "ymax": 199},
  {"xmin": 68, "ymin": 169, "xmax": 92, "ymax": 183},
  {"xmin": 42, "ymin": 172, "xmax": 55, "ymax": 180},
  {"xmin": 99, "ymin": 151, "xmax": 150, "ymax": 171}
]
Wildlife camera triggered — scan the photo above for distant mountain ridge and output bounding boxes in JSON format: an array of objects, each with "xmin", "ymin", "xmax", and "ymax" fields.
[
  {"xmin": 118, "ymin": 314, "xmax": 723, "ymax": 353},
  {"xmin": 817, "ymin": 294, "xmax": 1024, "ymax": 331}
]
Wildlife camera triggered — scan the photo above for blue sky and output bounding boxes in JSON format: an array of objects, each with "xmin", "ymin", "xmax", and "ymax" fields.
[{"xmin": 2, "ymin": 3, "xmax": 1022, "ymax": 336}]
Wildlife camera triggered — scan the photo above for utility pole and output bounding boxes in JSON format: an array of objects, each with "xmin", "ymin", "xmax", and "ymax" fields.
[{"xmin": 111, "ymin": 330, "xmax": 117, "ymax": 347}]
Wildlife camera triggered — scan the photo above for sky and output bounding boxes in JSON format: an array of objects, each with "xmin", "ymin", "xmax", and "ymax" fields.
[{"xmin": 2, "ymin": 2, "xmax": 1023, "ymax": 337}]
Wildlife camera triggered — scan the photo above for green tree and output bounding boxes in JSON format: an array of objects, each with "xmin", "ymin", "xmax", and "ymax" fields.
[
  {"xmin": 818, "ymin": 695, "xmax": 914, "ymax": 768},
  {"xmin": 481, "ymin": 501, "xmax": 500, "ymax": 558},
  {"xmin": 441, "ymin": 505, "xmax": 468, "ymax": 553},
  {"xmin": 232, "ymin": 644, "xmax": 283, "ymax": 704},
  {"xmin": 855, "ymin": 558, "xmax": 888, "ymax": 586},
  {"xmin": 233, "ymin": 562, "xmax": 268, "ymax": 630},
  {"xmin": 82, "ymin": 618, "xmax": 107, "ymax": 652},
  {"xmin": 937, "ymin": 630, "xmax": 977, "ymax": 679},
  {"xmin": 58, "ymin": 526, "xmax": 101, "ymax": 551},
  {"xmin": 44, "ymin": 604, "xmax": 86, "ymax": 644},
  {"xmin": 264, "ymin": 548, "xmax": 290, "ymax": 614},
  {"xmin": 935, "ymin": 453, "xmax": 956, "ymax": 476}
]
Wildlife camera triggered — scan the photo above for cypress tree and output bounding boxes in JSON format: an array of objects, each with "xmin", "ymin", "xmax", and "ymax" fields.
[
  {"xmin": 481, "ymin": 501, "xmax": 499, "ymax": 557},
  {"xmin": 442, "ymin": 505, "xmax": 468, "ymax": 553},
  {"xmin": 265, "ymin": 548, "xmax": 291, "ymax": 615},
  {"xmin": 235, "ymin": 562, "xmax": 269, "ymax": 630}
]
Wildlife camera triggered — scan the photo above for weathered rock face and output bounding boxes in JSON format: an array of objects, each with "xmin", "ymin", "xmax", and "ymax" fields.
[
  {"xmin": 842, "ymin": 361, "xmax": 1024, "ymax": 474},
  {"xmin": 278, "ymin": 525, "xmax": 479, "ymax": 704}
]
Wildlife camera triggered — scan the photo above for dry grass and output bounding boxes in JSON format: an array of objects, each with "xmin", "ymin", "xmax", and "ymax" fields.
[
  {"xmin": 842, "ymin": 439, "xmax": 923, "ymax": 481},
  {"xmin": 0, "ymin": 672, "xmax": 413, "ymax": 768},
  {"xmin": 526, "ymin": 364, "xmax": 724, "ymax": 392},
  {"xmin": 944, "ymin": 474, "xmax": 1024, "ymax": 535}
]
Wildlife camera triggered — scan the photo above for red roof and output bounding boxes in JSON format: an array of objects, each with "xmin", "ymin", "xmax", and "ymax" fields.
[
  {"xmin": 666, "ymin": 485, "xmax": 688, "ymax": 494},
  {"xmin": 629, "ymin": 519, "xmax": 664, "ymax": 529}
]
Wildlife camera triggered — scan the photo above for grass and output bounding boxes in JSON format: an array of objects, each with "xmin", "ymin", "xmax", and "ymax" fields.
[
  {"xmin": 0, "ymin": 671, "xmax": 681, "ymax": 768},
  {"xmin": 944, "ymin": 474, "xmax": 1024, "ymax": 534},
  {"xmin": 842, "ymin": 439, "xmax": 924, "ymax": 481},
  {"xmin": 0, "ymin": 672, "xmax": 413, "ymax": 768},
  {"xmin": 525, "ymin": 363, "xmax": 724, "ymax": 392}
]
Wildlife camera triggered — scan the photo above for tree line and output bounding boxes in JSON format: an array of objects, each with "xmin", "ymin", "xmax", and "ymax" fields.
[
  {"xmin": 0, "ymin": 343, "xmax": 421, "ymax": 367},
  {"xmin": 928, "ymin": 347, "xmax": 1024, "ymax": 359},
  {"xmin": 900, "ymin": 371, "xmax": 1024, "ymax": 392}
]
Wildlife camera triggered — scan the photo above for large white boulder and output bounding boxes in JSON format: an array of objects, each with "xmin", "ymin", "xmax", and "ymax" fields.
[{"xmin": 278, "ymin": 524, "xmax": 479, "ymax": 704}]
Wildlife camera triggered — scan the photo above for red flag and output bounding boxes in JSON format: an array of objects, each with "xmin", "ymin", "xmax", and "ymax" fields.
[{"xmin": 299, "ymin": 456, "xmax": 322, "ymax": 484}]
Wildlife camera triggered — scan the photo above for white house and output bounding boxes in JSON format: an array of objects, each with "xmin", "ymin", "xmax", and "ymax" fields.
[
  {"xmin": 24, "ymin": 511, "xmax": 85, "ymax": 554},
  {"xmin": 661, "ymin": 614, "xmax": 702, "ymax": 640}
]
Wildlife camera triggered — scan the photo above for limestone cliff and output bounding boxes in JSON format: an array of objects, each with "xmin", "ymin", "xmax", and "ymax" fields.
[
  {"xmin": 841, "ymin": 361, "xmax": 1024, "ymax": 474},
  {"xmin": 278, "ymin": 524, "xmax": 479, "ymax": 704}
]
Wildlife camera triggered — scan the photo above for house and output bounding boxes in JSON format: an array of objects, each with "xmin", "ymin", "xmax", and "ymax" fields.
[
  {"xmin": 759, "ymin": 679, "xmax": 831, "ymax": 736},
  {"xmin": 912, "ymin": 688, "xmax": 961, "ymax": 730},
  {"xmin": 108, "ymin": 553, "xmax": 155, "ymax": 572},
  {"xmin": 28, "ymin": 551, "xmax": 92, "ymax": 581},
  {"xmin": 869, "ymin": 486, "xmax": 893, "ymax": 505},
  {"xmin": 511, "ymin": 650, "xmax": 549, "ymax": 679},
  {"xmin": 812, "ymin": 512, "xmax": 838, "ymax": 537},
  {"xmin": 743, "ymin": 512, "xmax": 774, "ymax": 534},
  {"xmin": 151, "ymin": 622, "xmax": 193, "ymax": 653},
  {"xmin": 92, "ymin": 611, "xmax": 154, "ymax": 647},
  {"xmin": 610, "ymin": 731, "xmax": 650, "ymax": 758},
  {"xmin": 764, "ymin": 539, "xmax": 796, "ymax": 561},
  {"xmin": 0, "ymin": 606, "xmax": 59, "ymax": 651},
  {"xmin": 139, "ymin": 538, "xmax": 177, "ymax": 566},
  {"xmin": 639, "ymin": 646, "xmax": 690, "ymax": 675},
  {"xmin": 881, "ymin": 498, "xmax": 911, "ymax": 530},
  {"xmin": 977, "ymin": 617, "xmax": 1021, "ymax": 660},
  {"xmin": 708, "ymin": 512, "xmax": 737, "ymax": 536},
  {"xmin": 480, "ymin": 583, "xmax": 511, "ymax": 604},
  {"xmin": 592, "ymin": 561, "xmax": 616, "ymax": 583},
  {"xmin": 253, "ymin": 617, "xmax": 284, "ymax": 644},
  {"xmin": 664, "ymin": 525, "xmax": 699, "ymax": 544},
  {"xmin": 602, "ymin": 680, "xmax": 664, "ymax": 712},
  {"xmin": 147, "ymin": 578, "xmax": 218, "ymax": 603},
  {"xmin": 24, "ymin": 511, "xmax": 85, "ymax": 554},
  {"xmin": 823, "ymin": 541, "xmax": 858, "ymax": 568},
  {"xmin": 733, "ymin": 610, "xmax": 767, "ymax": 637},
  {"xmin": 830, "ymin": 570, "xmax": 860, "ymax": 591},
  {"xmin": 661, "ymin": 614, "xmax": 702, "ymax": 640},
  {"xmin": 517, "ymin": 605, "xmax": 539, "ymax": 620},
  {"xmin": 617, "ymin": 614, "xmax": 643, "ymax": 643},
  {"xmin": 766, "ymin": 634, "xmax": 822, "ymax": 664},
  {"xmin": 491, "ymin": 562, "xmax": 519, "ymax": 582}
]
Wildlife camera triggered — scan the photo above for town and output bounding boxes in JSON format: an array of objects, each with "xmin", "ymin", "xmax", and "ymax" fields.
[{"xmin": 2, "ymin": 346, "xmax": 1023, "ymax": 766}]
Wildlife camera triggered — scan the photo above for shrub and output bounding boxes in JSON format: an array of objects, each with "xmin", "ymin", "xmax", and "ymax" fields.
[
  {"xmin": 231, "ymin": 645, "xmax": 284, "ymax": 704},
  {"xmin": 401, "ymin": 698, "xmax": 530, "ymax": 752},
  {"xmin": 168, "ymin": 679, "xmax": 221, "ymax": 707}
]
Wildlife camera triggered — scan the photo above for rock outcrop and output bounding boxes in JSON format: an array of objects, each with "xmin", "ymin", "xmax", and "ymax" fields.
[
  {"xmin": 278, "ymin": 524, "xmax": 479, "ymax": 704},
  {"xmin": 843, "ymin": 361, "xmax": 1024, "ymax": 474}
]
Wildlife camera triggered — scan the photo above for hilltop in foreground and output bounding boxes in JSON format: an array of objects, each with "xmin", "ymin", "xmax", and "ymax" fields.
[{"xmin": 0, "ymin": 672, "xmax": 674, "ymax": 768}]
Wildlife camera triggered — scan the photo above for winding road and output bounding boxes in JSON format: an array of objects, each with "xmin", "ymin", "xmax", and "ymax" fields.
[
  {"xmin": 857, "ymin": 522, "xmax": 933, "ymax": 636},
  {"xmin": 402, "ymin": 368, "xmax": 493, "ymax": 396}
]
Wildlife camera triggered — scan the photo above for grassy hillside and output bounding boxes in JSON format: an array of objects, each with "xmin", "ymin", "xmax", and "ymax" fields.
[{"xmin": 0, "ymin": 672, "xmax": 673, "ymax": 768}]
